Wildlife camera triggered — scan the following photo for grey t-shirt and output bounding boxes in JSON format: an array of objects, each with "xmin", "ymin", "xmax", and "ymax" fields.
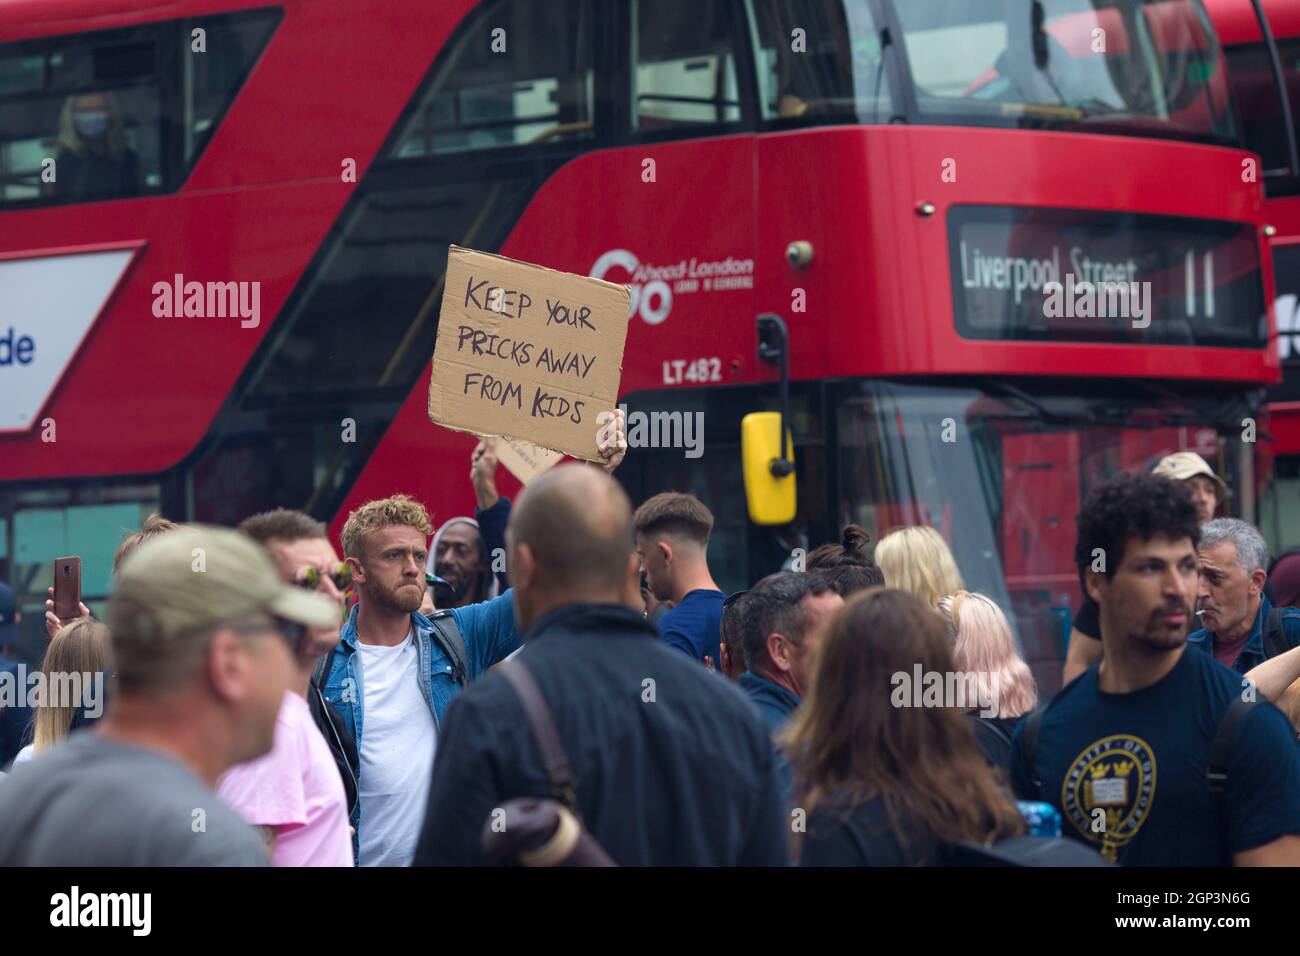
[{"xmin": 0, "ymin": 732, "xmax": 268, "ymax": 866}]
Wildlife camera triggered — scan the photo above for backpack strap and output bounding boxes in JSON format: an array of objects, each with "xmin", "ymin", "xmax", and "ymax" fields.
[
  {"xmin": 1016, "ymin": 705, "xmax": 1047, "ymax": 799},
  {"xmin": 428, "ymin": 610, "xmax": 469, "ymax": 686},
  {"xmin": 1263, "ymin": 608, "xmax": 1298, "ymax": 661},
  {"xmin": 311, "ymin": 650, "xmax": 332, "ymax": 689},
  {"xmin": 1207, "ymin": 697, "xmax": 1260, "ymax": 797},
  {"xmin": 309, "ymin": 676, "xmax": 359, "ymax": 817},
  {"xmin": 981, "ymin": 718, "xmax": 1015, "ymax": 751},
  {"xmin": 971, "ymin": 713, "xmax": 1014, "ymax": 755},
  {"xmin": 498, "ymin": 658, "xmax": 582, "ymax": 820},
  {"xmin": 307, "ymin": 650, "xmax": 359, "ymax": 818}
]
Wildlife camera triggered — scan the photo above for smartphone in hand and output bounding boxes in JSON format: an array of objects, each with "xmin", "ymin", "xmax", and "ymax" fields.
[{"xmin": 53, "ymin": 556, "xmax": 82, "ymax": 620}]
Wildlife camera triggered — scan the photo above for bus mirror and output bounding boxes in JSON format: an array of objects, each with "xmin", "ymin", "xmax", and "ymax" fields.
[{"xmin": 742, "ymin": 412, "xmax": 796, "ymax": 525}]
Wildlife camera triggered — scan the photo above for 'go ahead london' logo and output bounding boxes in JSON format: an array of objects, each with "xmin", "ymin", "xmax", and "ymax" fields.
[{"xmin": 590, "ymin": 249, "xmax": 754, "ymax": 326}]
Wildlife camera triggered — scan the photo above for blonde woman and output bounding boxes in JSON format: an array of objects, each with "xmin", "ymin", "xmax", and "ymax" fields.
[
  {"xmin": 11, "ymin": 619, "xmax": 111, "ymax": 767},
  {"xmin": 937, "ymin": 590, "xmax": 1038, "ymax": 771},
  {"xmin": 873, "ymin": 526, "xmax": 964, "ymax": 607},
  {"xmin": 53, "ymin": 91, "xmax": 140, "ymax": 200}
]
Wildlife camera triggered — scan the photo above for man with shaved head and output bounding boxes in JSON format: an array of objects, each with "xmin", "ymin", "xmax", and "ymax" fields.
[{"xmin": 413, "ymin": 466, "xmax": 787, "ymax": 866}]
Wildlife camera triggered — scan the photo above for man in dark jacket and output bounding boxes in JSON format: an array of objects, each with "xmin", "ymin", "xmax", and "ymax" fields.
[
  {"xmin": 413, "ymin": 466, "xmax": 788, "ymax": 866},
  {"xmin": 737, "ymin": 572, "xmax": 842, "ymax": 804},
  {"xmin": 738, "ymin": 572, "xmax": 841, "ymax": 735}
]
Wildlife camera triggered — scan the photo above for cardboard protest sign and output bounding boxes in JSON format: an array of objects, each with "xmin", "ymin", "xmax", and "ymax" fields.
[
  {"xmin": 428, "ymin": 245, "xmax": 631, "ymax": 462},
  {"xmin": 496, "ymin": 439, "xmax": 563, "ymax": 486}
]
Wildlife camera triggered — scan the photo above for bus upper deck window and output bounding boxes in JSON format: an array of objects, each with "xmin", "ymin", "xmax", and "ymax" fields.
[
  {"xmin": 891, "ymin": 0, "xmax": 1234, "ymax": 141},
  {"xmin": 632, "ymin": 0, "xmax": 742, "ymax": 130},
  {"xmin": 747, "ymin": 0, "xmax": 892, "ymax": 124},
  {"xmin": 182, "ymin": 11, "xmax": 282, "ymax": 163},
  {"xmin": 390, "ymin": 0, "xmax": 595, "ymax": 159},
  {"xmin": 0, "ymin": 34, "xmax": 159, "ymax": 206},
  {"xmin": 1222, "ymin": 36, "xmax": 1300, "ymax": 191},
  {"xmin": 0, "ymin": 10, "xmax": 278, "ymax": 208}
]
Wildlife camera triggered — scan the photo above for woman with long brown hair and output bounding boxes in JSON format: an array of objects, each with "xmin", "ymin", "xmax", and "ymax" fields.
[{"xmin": 783, "ymin": 588, "xmax": 1024, "ymax": 865}]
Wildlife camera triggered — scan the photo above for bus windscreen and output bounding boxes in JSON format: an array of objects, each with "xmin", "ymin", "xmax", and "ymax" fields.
[{"xmin": 891, "ymin": 0, "xmax": 1236, "ymax": 142}]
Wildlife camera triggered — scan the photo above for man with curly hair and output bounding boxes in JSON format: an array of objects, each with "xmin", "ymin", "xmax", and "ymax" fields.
[
  {"xmin": 318, "ymin": 493, "xmax": 523, "ymax": 866},
  {"xmin": 1010, "ymin": 473, "xmax": 1300, "ymax": 866}
]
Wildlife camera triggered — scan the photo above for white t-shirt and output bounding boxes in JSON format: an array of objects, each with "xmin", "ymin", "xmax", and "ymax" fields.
[
  {"xmin": 12, "ymin": 744, "xmax": 33, "ymax": 766},
  {"xmin": 356, "ymin": 628, "xmax": 437, "ymax": 867}
]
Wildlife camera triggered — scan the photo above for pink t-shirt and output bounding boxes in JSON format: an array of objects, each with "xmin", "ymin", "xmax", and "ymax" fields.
[{"xmin": 218, "ymin": 690, "xmax": 353, "ymax": 867}]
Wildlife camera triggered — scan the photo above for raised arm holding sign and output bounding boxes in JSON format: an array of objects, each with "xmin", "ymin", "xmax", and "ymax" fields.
[{"xmin": 466, "ymin": 411, "xmax": 628, "ymax": 596}]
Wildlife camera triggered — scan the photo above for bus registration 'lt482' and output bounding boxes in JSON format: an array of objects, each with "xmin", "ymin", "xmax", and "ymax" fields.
[{"xmin": 663, "ymin": 358, "xmax": 721, "ymax": 385}]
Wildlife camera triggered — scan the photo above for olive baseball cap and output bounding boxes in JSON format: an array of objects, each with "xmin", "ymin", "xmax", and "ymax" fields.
[
  {"xmin": 1152, "ymin": 451, "xmax": 1227, "ymax": 498},
  {"xmin": 108, "ymin": 524, "xmax": 339, "ymax": 643}
]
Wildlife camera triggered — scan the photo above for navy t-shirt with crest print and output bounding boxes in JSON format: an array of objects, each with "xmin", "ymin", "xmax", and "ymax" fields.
[{"xmin": 1009, "ymin": 647, "xmax": 1300, "ymax": 866}]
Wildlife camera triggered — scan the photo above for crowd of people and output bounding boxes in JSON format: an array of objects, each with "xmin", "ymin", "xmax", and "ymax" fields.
[{"xmin": 2, "ymin": 430, "xmax": 1300, "ymax": 868}]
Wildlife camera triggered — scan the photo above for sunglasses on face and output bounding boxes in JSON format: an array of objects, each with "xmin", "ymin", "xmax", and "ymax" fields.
[
  {"xmin": 295, "ymin": 563, "xmax": 352, "ymax": 592},
  {"xmin": 230, "ymin": 615, "xmax": 307, "ymax": 655}
]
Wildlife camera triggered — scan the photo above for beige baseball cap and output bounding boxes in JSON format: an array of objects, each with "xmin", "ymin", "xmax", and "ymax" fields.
[
  {"xmin": 108, "ymin": 524, "xmax": 339, "ymax": 644},
  {"xmin": 1152, "ymin": 451, "xmax": 1227, "ymax": 497}
]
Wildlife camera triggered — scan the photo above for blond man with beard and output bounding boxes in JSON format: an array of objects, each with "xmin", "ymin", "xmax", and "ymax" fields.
[{"xmin": 316, "ymin": 494, "xmax": 521, "ymax": 866}]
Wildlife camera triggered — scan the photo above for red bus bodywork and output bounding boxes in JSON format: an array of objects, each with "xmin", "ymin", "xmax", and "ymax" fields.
[{"xmin": 1209, "ymin": 0, "xmax": 1300, "ymax": 445}]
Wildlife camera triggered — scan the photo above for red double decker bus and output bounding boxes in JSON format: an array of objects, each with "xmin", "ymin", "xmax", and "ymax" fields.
[
  {"xmin": 0, "ymin": 0, "xmax": 1279, "ymax": 693},
  {"xmin": 1207, "ymin": 0, "xmax": 1300, "ymax": 552}
]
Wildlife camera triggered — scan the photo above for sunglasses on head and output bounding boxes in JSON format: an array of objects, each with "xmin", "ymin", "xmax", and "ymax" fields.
[
  {"xmin": 722, "ymin": 589, "xmax": 749, "ymax": 610},
  {"xmin": 295, "ymin": 563, "xmax": 352, "ymax": 592}
]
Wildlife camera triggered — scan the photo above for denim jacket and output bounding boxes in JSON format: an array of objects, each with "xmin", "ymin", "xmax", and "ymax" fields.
[
  {"xmin": 1187, "ymin": 594, "xmax": 1300, "ymax": 674},
  {"xmin": 319, "ymin": 590, "xmax": 522, "ymax": 859}
]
